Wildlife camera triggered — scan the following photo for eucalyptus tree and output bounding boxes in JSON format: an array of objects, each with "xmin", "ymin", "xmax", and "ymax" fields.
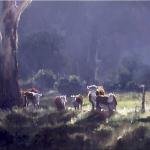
[{"xmin": 0, "ymin": 0, "xmax": 32, "ymax": 108}]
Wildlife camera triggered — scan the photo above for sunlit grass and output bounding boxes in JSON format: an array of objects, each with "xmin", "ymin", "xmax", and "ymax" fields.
[{"xmin": 0, "ymin": 91, "xmax": 150, "ymax": 149}]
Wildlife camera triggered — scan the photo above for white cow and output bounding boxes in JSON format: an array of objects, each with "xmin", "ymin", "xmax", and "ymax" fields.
[
  {"xmin": 23, "ymin": 91, "xmax": 42, "ymax": 107},
  {"xmin": 87, "ymin": 85, "xmax": 98, "ymax": 110}
]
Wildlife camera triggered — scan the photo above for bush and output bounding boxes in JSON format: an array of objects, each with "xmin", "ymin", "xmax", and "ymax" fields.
[
  {"xmin": 57, "ymin": 75, "xmax": 83, "ymax": 96},
  {"xmin": 33, "ymin": 69, "xmax": 56, "ymax": 90},
  {"xmin": 18, "ymin": 31, "xmax": 66, "ymax": 79},
  {"xmin": 68, "ymin": 75, "xmax": 82, "ymax": 95},
  {"xmin": 56, "ymin": 77, "xmax": 70, "ymax": 95}
]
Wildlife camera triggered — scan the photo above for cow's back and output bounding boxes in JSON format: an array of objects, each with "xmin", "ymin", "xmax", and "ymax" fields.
[
  {"xmin": 76, "ymin": 96, "xmax": 83, "ymax": 104},
  {"xmin": 96, "ymin": 95, "xmax": 108, "ymax": 105},
  {"xmin": 54, "ymin": 97, "xmax": 65, "ymax": 110}
]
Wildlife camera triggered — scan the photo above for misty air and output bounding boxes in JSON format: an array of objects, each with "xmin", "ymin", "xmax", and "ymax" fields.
[{"xmin": 0, "ymin": 1, "xmax": 150, "ymax": 150}]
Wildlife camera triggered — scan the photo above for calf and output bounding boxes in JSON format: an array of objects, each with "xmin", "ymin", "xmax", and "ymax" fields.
[
  {"xmin": 54, "ymin": 95, "xmax": 67, "ymax": 111},
  {"xmin": 71, "ymin": 94, "xmax": 83, "ymax": 110}
]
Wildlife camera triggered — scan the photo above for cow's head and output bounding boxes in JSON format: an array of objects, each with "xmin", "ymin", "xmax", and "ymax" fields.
[
  {"xmin": 71, "ymin": 95, "xmax": 76, "ymax": 98},
  {"xmin": 71, "ymin": 95, "xmax": 76, "ymax": 101},
  {"xmin": 87, "ymin": 85, "xmax": 98, "ymax": 93}
]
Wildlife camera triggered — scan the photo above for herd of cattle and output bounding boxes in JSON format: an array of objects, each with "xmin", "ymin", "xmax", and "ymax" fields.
[{"xmin": 20, "ymin": 85, "xmax": 117, "ymax": 112}]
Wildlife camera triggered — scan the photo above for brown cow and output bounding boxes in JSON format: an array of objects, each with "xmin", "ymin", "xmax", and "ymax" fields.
[
  {"xmin": 87, "ymin": 85, "xmax": 105, "ymax": 110},
  {"xmin": 54, "ymin": 95, "xmax": 67, "ymax": 111},
  {"xmin": 71, "ymin": 94, "xmax": 83, "ymax": 110},
  {"xmin": 96, "ymin": 93, "xmax": 117, "ymax": 112},
  {"xmin": 20, "ymin": 88, "xmax": 42, "ymax": 107}
]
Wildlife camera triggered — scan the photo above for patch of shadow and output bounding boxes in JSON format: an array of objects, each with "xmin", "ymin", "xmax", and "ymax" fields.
[
  {"xmin": 36, "ymin": 111, "xmax": 77, "ymax": 126},
  {"xmin": 137, "ymin": 117, "xmax": 150, "ymax": 123},
  {"xmin": 4, "ymin": 112, "xmax": 33, "ymax": 128},
  {"xmin": 115, "ymin": 126, "xmax": 150, "ymax": 150},
  {"xmin": 0, "ymin": 127, "xmax": 14, "ymax": 148},
  {"xmin": 30, "ymin": 125, "xmax": 99, "ymax": 150},
  {"xmin": 75, "ymin": 111, "xmax": 111, "ymax": 131}
]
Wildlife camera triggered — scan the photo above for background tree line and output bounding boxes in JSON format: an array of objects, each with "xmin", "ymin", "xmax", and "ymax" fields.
[{"xmin": 18, "ymin": 31, "xmax": 150, "ymax": 94}]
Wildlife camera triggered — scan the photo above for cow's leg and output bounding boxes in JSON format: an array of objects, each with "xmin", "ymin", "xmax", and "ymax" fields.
[
  {"xmin": 89, "ymin": 99, "xmax": 94, "ymax": 111},
  {"xmin": 22, "ymin": 96, "xmax": 26, "ymax": 107},
  {"xmin": 26, "ymin": 101, "xmax": 29, "ymax": 107},
  {"xmin": 36, "ymin": 100, "xmax": 40, "ymax": 109},
  {"xmin": 25, "ymin": 97, "xmax": 29, "ymax": 107},
  {"xmin": 96, "ymin": 100, "xmax": 99, "ymax": 110},
  {"xmin": 80, "ymin": 103, "xmax": 82, "ymax": 110},
  {"xmin": 108, "ymin": 103, "xmax": 115, "ymax": 114},
  {"xmin": 30, "ymin": 98, "xmax": 36, "ymax": 107},
  {"xmin": 92, "ymin": 101, "xmax": 95, "ymax": 110},
  {"xmin": 114, "ymin": 104, "xmax": 116, "ymax": 111}
]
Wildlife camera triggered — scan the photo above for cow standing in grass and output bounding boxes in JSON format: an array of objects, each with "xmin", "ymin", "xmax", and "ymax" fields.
[
  {"xmin": 20, "ymin": 88, "xmax": 42, "ymax": 107},
  {"xmin": 71, "ymin": 94, "xmax": 83, "ymax": 110},
  {"xmin": 87, "ymin": 85, "xmax": 105, "ymax": 110},
  {"xmin": 87, "ymin": 85, "xmax": 97, "ymax": 110},
  {"xmin": 96, "ymin": 93, "xmax": 117, "ymax": 112},
  {"xmin": 54, "ymin": 95, "xmax": 67, "ymax": 111}
]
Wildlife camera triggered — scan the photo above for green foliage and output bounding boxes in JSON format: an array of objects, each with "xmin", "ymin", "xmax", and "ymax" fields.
[
  {"xmin": 33, "ymin": 69, "xmax": 56, "ymax": 89},
  {"xmin": 115, "ymin": 55, "xmax": 150, "ymax": 91},
  {"xmin": 18, "ymin": 31, "xmax": 66, "ymax": 79},
  {"xmin": 56, "ymin": 75, "xmax": 82, "ymax": 96},
  {"xmin": 56, "ymin": 77, "xmax": 70, "ymax": 95},
  {"xmin": 19, "ymin": 69, "xmax": 56, "ymax": 90},
  {"xmin": 68, "ymin": 75, "xmax": 82, "ymax": 95}
]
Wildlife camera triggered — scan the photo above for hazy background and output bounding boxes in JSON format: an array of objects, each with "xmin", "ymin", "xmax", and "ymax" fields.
[{"xmin": 16, "ymin": 1, "xmax": 150, "ymax": 91}]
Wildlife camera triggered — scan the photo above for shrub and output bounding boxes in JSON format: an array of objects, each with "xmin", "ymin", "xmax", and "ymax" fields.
[
  {"xmin": 57, "ymin": 75, "xmax": 82, "ymax": 96},
  {"xmin": 68, "ymin": 75, "xmax": 82, "ymax": 95},
  {"xmin": 33, "ymin": 69, "xmax": 56, "ymax": 90},
  {"xmin": 56, "ymin": 77, "xmax": 70, "ymax": 95}
]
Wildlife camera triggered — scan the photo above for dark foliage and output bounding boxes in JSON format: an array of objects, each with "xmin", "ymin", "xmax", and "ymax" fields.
[
  {"xmin": 18, "ymin": 31, "xmax": 66, "ymax": 79},
  {"xmin": 56, "ymin": 75, "xmax": 83, "ymax": 96}
]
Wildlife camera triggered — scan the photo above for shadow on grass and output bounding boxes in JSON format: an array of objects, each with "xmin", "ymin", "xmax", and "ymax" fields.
[
  {"xmin": 0, "ymin": 109, "xmax": 115, "ymax": 150},
  {"xmin": 137, "ymin": 116, "xmax": 150, "ymax": 123},
  {"xmin": 114, "ymin": 126, "xmax": 150, "ymax": 150},
  {"xmin": 75, "ymin": 110, "xmax": 114, "ymax": 131}
]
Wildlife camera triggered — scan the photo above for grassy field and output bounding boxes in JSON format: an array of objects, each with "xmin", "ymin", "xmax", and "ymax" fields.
[{"xmin": 0, "ymin": 92, "xmax": 150, "ymax": 150}]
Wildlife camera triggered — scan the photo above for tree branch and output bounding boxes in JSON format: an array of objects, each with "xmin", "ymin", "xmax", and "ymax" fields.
[
  {"xmin": 16, "ymin": 0, "xmax": 32, "ymax": 21},
  {"xmin": 0, "ymin": 0, "xmax": 32, "ymax": 43}
]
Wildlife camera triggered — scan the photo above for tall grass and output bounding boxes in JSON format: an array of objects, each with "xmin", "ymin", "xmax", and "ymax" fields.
[{"xmin": 0, "ymin": 92, "xmax": 150, "ymax": 149}]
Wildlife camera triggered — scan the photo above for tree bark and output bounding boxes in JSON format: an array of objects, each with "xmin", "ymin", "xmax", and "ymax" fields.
[{"xmin": 0, "ymin": 0, "xmax": 31, "ymax": 108}]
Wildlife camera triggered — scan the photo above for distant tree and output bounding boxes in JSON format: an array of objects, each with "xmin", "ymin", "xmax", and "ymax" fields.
[
  {"xmin": 116, "ymin": 55, "xmax": 150, "ymax": 91},
  {"xmin": 118, "ymin": 68, "xmax": 132, "ymax": 90},
  {"xmin": 57, "ymin": 75, "xmax": 82, "ymax": 96},
  {"xmin": 68, "ymin": 75, "xmax": 82, "ymax": 95},
  {"xmin": 135, "ymin": 64, "xmax": 150, "ymax": 89},
  {"xmin": 18, "ymin": 31, "xmax": 66, "ymax": 79},
  {"xmin": 57, "ymin": 77, "xmax": 70, "ymax": 95},
  {"xmin": 0, "ymin": 0, "xmax": 32, "ymax": 108},
  {"xmin": 33, "ymin": 69, "xmax": 56, "ymax": 90}
]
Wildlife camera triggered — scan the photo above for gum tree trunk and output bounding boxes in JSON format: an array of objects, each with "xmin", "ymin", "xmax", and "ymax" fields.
[{"xmin": 0, "ymin": 0, "xmax": 31, "ymax": 108}]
